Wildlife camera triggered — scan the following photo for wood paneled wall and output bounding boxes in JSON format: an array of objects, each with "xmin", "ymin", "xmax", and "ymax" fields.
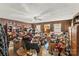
[
  {"xmin": 0, "ymin": 18, "xmax": 32, "ymax": 28},
  {"xmin": 71, "ymin": 24, "xmax": 79, "ymax": 56},
  {"xmin": 0, "ymin": 18, "xmax": 72, "ymax": 32},
  {"xmin": 34, "ymin": 20, "xmax": 72, "ymax": 32}
]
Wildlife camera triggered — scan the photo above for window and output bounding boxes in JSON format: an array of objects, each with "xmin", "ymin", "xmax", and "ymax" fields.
[{"xmin": 54, "ymin": 23, "xmax": 61, "ymax": 32}]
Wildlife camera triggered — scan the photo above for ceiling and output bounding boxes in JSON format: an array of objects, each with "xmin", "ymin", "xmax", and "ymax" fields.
[{"xmin": 0, "ymin": 3, "xmax": 79, "ymax": 23}]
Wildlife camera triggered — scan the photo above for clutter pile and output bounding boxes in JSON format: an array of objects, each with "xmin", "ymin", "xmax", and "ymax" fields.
[
  {"xmin": 49, "ymin": 32, "xmax": 71, "ymax": 56},
  {"xmin": 0, "ymin": 23, "xmax": 71, "ymax": 56}
]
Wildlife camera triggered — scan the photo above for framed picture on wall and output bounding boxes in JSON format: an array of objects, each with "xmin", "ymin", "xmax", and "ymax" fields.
[
  {"xmin": 36, "ymin": 25, "xmax": 41, "ymax": 32},
  {"xmin": 44, "ymin": 24, "xmax": 50, "ymax": 34}
]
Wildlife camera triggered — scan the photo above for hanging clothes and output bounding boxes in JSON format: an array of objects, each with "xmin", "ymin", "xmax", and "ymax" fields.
[{"xmin": 0, "ymin": 24, "xmax": 8, "ymax": 56}]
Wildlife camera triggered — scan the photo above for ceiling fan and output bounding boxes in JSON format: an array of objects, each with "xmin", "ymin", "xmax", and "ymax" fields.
[
  {"xmin": 33, "ymin": 8, "xmax": 53, "ymax": 21},
  {"xmin": 33, "ymin": 16, "xmax": 42, "ymax": 21},
  {"xmin": 10, "ymin": 4, "xmax": 53, "ymax": 22},
  {"xmin": 22, "ymin": 4, "xmax": 53, "ymax": 21}
]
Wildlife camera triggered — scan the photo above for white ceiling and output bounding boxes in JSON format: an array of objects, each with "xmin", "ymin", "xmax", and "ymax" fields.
[{"xmin": 0, "ymin": 3, "xmax": 79, "ymax": 23}]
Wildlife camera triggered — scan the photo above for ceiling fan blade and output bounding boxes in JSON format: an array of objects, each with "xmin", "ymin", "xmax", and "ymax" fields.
[
  {"xmin": 11, "ymin": 14, "xmax": 32, "ymax": 20},
  {"xmin": 37, "ymin": 8, "xmax": 53, "ymax": 17}
]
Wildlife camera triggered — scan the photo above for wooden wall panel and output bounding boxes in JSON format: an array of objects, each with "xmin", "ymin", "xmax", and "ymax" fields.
[
  {"xmin": 71, "ymin": 25, "xmax": 77, "ymax": 56},
  {"xmin": 0, "ymin": 18, "xmax": 32, "ymax": 28},
  {"xmin": 35, "ymin": 20, "xmax": 72, "ymax": 32},
  {"xmin": 71, "ymin": 24, "xmax": 79, "ymax": 56}
]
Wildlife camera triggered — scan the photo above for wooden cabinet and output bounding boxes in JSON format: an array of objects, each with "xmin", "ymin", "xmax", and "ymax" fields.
[{"xmin": 71, "ymin": 24, "xmax": 79, "ymax": 56}]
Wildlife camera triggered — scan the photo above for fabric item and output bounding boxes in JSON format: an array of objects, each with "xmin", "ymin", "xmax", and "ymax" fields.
[
  {"xmin": 0, "ymin": 24, "xmax": 8, "ymax": 56},
  {"xmin": 31, "ymin": 43, "xmax": 40, "ymax": 53},
  {"xmin": 23, "ymin": 36, "xmax": 31, "ymax": 50},
  {"xmin": 55, "ymin": 43, "xmax": 63, "ymax": 53},
  {"xmin": 17, "ymin": 47, "xmax": 26, "ymax": 56},
  {"xmin": 30, "ymin": 49, "xmax": 37, "ymax": 56},
  {"xmin": 40, "ymin": 46, "xmax": 50, "ymax": 56},
  {"xmin": 25, "ymin": 42, "xmax": 31, "ymax": 50}
]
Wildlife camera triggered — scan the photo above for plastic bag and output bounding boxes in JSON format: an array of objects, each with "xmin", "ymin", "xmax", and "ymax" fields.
[{"xmin": 45, "ymin": 42, "xmax": 49, "ymax": 50}]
